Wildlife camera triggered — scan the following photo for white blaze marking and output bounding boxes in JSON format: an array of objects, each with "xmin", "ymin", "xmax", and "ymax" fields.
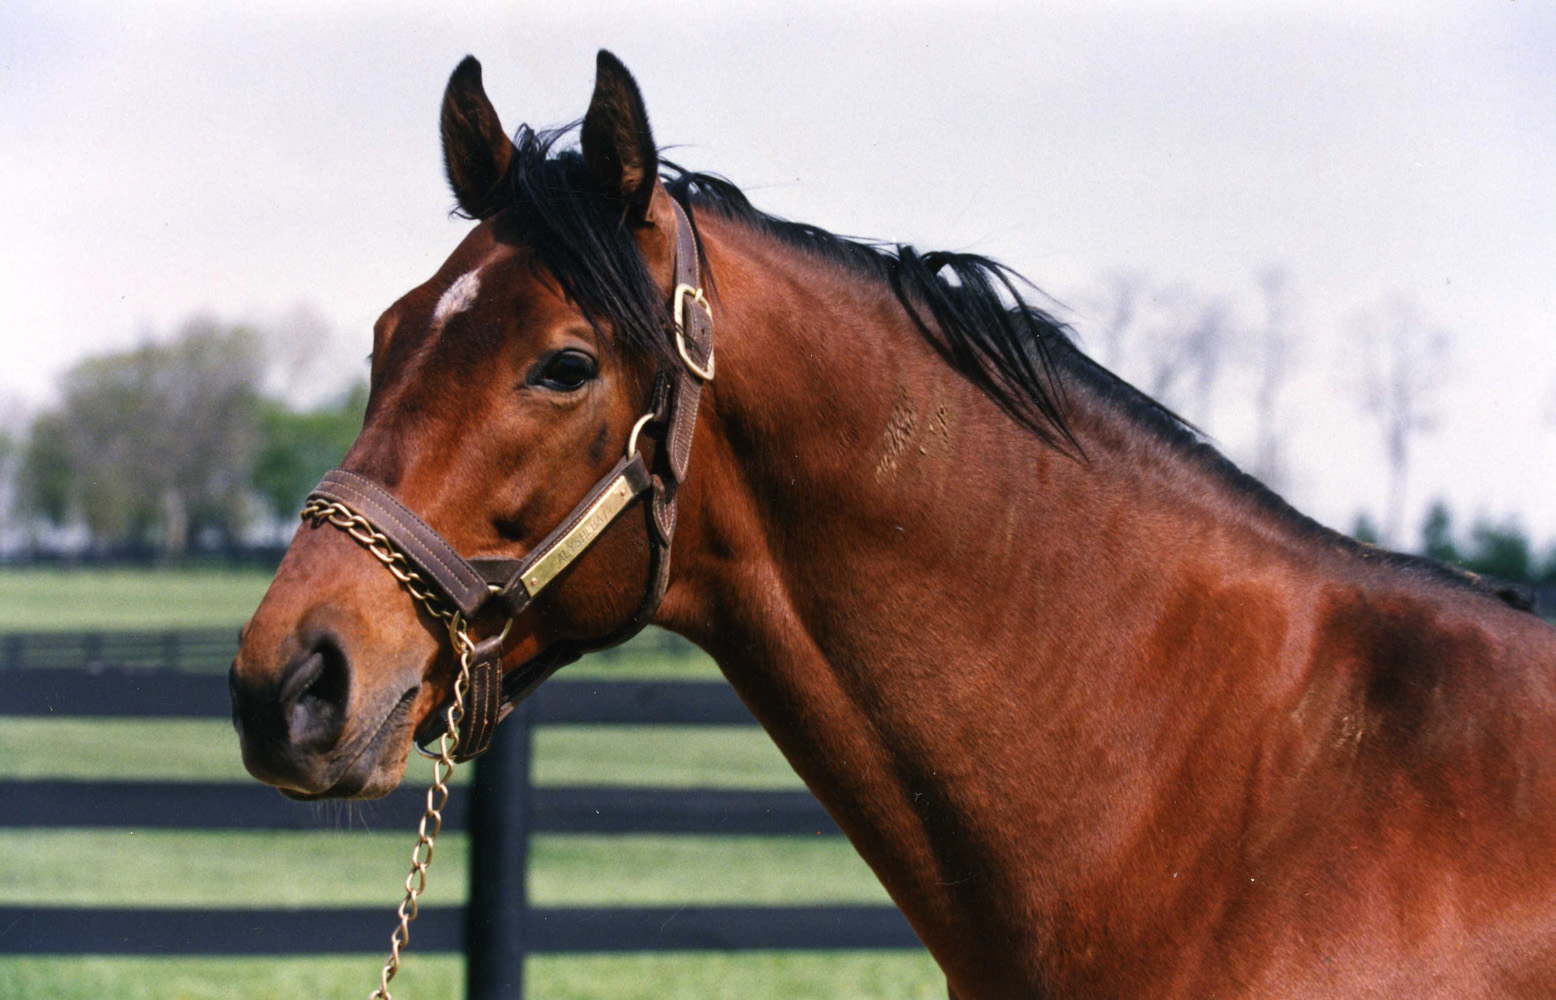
[{"xmin": 433, "ymin": 269, "xmax": 481, "ymax": 325}]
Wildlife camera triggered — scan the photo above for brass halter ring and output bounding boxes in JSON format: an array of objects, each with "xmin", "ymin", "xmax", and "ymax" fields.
[{"xmin": 625, "ymin": 410, "xmax": 657, "ymax": 460}]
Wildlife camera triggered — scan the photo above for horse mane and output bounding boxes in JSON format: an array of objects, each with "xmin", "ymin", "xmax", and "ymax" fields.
[
  {"xmin": 487, "ymin": 123, "xmax": 1109, "ymax": 451},
  {"xmin": 486, "ymin": 123, "xmax": 1531, "ymax": 614},
  {"xmin": 662, "ymin": 165, "xmax": 1095, "ymax": 453}
]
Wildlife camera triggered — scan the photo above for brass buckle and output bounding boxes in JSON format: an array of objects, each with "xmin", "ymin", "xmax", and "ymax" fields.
[{"xmin": 672, "ymin": 283, "xmax": 715, "ymax": 381}]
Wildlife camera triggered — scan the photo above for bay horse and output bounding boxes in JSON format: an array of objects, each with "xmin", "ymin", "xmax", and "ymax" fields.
[{"xmin": 230, "ymin": 51, "xmax": 1556, "ymax": 997}]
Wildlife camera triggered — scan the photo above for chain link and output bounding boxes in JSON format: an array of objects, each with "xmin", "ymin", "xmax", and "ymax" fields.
[
  {"xmin": 300, "ymin": 499, "xmax": 478, "ymax": 1000},
  {"xmin": 301, "ymin": 499, "xmax": 459, "ymax": 627}
]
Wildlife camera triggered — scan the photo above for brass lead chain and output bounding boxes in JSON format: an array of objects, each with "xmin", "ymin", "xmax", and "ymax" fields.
[
  {"xmin": 299, "ymin": 499, "xmax": 480, "ymax": 1000},
  {"xmin": 369, "ymin": 619, "xmax": 473, "ymax": 1000}
]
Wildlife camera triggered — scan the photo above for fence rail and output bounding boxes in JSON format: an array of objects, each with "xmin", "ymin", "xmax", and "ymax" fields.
[
  {"xmin": 3, "ymin": 780, "xmax": 841, "ymax": 835},
  {"xmin": 0, "ymin": 904, "xmax": 916, "ymax": 956},
  {"xmin": 3, "ymin": 640, "xmax": 919, "ymax": 999},
  {"xmin": 0, "ymin": 663, "xmax": 755, "ymax": 722},
  {"xmin": 0, "ymin": 623, "xmax": 695, "ymax": 675},
  {"xmin": 1, "ymin": 628, "xmax": 239, "ymax": 672}
]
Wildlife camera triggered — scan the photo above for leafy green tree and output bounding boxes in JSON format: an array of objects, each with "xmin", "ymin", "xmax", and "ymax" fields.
[
  {"xmin": 1351, "ymin": 512, "xmax": 1381, "ymax": 546},
  {"xmin": 20, "ymin": 320, "xmax": 263, "ymax": 554},
  {"xmin": 1463, "ymin": 519, "xmax": 1533, "ymax": 583},
  {"xmin": 251, "ymin": 381, "xmax": 367, "ymax": 518},
  {"xmin": 19, "ymin": 415, "xmax": 74, "ymax": 527},
  {"xmin": 0, "ymin": 427, "xmax": 18, "ymax": 540},
  {"xmin": 1539, "ymin": 547, "xmax": 1556, "ymax": 587},
  {"xmin": 1414, "ymin": 502, "xmax": 1554, "ymax": 589},
  {"xmin": 1420, "ymin": 500, "xmax": 1460, "ymax": 564}
]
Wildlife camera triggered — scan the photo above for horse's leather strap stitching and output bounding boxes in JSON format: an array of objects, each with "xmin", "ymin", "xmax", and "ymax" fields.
[
  {"xmin": 460, "ymin": 633, "xmax": 507, "ymax": 760},
  {"xmin": 302, "ymin": 195, "xmax": 711, "ymax": 763}
]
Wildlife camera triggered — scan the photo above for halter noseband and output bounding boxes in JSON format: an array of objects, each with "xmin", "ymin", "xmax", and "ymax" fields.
[{"xmin": 300, "ymin": 199, "xmax": 713, "ymax": 762}]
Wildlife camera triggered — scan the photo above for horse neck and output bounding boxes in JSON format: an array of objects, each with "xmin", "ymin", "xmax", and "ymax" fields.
[{"xmin": 658, "ymin": 214, "xmax": 1319, "ymax": 986}]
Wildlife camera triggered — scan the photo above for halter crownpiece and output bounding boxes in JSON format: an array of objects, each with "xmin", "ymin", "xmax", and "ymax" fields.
[{"xmin": 300, "ymin": 197, "xmax": 713, "ymax": 762}]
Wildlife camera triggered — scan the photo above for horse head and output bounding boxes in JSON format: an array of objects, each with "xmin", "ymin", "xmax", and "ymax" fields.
[{"xmin": 230, "ymin": 52, "xmax": 698, "ymax": 799}]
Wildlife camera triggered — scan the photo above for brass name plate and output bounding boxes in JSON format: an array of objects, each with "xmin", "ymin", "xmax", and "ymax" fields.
[{"xmin": 522, "ymin": 475, "xmax": 638, "ymax": 596}]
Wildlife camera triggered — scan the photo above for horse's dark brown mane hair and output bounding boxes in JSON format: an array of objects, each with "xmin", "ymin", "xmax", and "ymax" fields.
[{"xmin": 485, "ymin": 122, "xmax": 1531, "ymax": 613}]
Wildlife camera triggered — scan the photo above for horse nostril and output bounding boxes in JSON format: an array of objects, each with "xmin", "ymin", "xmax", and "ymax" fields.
[{"xmin": 280, "ymin": 633, "xmax": 351, "ymax": 749}]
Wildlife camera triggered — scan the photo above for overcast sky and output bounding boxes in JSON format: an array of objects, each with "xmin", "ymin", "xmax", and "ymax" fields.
[{"xmin": 2, "ymin": 1, "xmax": 1552, "ymax": 546}]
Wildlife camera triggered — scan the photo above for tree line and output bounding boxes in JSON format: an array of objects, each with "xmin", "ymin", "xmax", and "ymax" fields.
[
  {"xmin": 1355, "ymin": 503, "xmax": 1556, "ymax": 589},
  {"xmin": 7, "ymin": 319, "xmax": 364, "ymax": 558},
  {"xmin": 1085, "ymin": 267, "xmax": 1553, "ymax": 588},
  {"xmin": 1, "ymin": 298, "xmax": 1550, "ymax": 587}
]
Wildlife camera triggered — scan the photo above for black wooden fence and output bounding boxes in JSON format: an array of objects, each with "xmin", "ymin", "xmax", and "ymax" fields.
[
  {"xmin": 0, "ymin": 638, "xmax": 919, "ymax": 999},
  {"xmin": 0, "ymin": 627, "xmax": 240, "ymax": 672}
]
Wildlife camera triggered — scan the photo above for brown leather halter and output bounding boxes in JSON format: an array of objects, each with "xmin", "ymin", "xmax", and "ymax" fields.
[{"xmin": 301, "ymin": 199, "xmax": 713, "ymax": 762}]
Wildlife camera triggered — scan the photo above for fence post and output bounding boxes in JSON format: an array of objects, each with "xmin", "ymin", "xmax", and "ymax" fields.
[{"xmin": 466, "ymin": 698, "xmax": 536, "ymax": 1000}]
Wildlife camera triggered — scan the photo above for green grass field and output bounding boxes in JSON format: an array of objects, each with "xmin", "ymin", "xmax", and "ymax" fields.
[
  {"xmin": 0, "ymin": 566, "xmax": 274, "ymax": 632},
  {"xmin": 0, "ymin": 568, "xmax": 936, "ymax": 999},
  {"xmin": 0, "ymin": 720, "xmax": 797, "ymax": 787},
  {"xmin": 0, "ymin": 952, "xmax": 947, "ymax": 1000},
  {"xmin": 0, "ymin": 566, "xmax": 721, "ymax": 678}
]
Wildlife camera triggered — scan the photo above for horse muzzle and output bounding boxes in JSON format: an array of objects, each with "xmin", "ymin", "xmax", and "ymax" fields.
[{"xmin": 229, "ymin": 627, "xmax": 420, "ymax": 799}]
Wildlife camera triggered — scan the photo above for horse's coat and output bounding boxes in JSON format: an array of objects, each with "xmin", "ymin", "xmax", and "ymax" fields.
[{"xmin": 230, "ymin": 51, "xmax": 1556, "ymax": 998}]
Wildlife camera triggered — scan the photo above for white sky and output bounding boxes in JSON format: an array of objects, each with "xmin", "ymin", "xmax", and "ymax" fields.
[{"xmin": 2, "ymin": 1, "xmax": 1552, "ymax": 547}]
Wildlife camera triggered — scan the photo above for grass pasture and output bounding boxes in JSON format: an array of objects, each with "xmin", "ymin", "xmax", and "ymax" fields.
[
  {"xmin": 0, "ymin": 566, "xmax": 935, "ymax": 999},
  {"xmin": 0, "ymin": 566, "xmax": 274, "ymax": 632},
  {"xmin": 0, "ymin": 952, "xmax": 947, "ymax": 1000}
]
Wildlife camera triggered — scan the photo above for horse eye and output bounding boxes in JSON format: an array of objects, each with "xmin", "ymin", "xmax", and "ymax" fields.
[{"xmin": 534, "ymin": 350, "xmax": 597, "ymax": 391}]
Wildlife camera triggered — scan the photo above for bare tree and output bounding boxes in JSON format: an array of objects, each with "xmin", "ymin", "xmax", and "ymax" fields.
[
  {"xmin": 1084, "ymin": 272, "xmax": 1230, "ymax": 428},
  {"xmin": 1349, "ymin": 295, "xmax": 1452, "ymax": 547},
  {"xmin": 260, "ymin": 302, "xmax": 365, "ymax": 407},
  {"xmin": 1249, "ymin": 268, "xmax": 1297, "ymax": 491},
  {"xmin": 1091, "ymin": 269, "xmax": 1148, "ymax": 372},
  {"xmin": 1138, "ymin": 285, "xmax": 1230, "ymax": 427}
]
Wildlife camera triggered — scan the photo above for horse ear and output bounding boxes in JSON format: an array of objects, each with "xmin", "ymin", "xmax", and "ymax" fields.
[
  {"xmin": 440, "ymin": 56, "xmax": 516, "ymax": 219},
  {"xmin": 581, "ymin": 50, "xmax": 659, "ymax": 223}
]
